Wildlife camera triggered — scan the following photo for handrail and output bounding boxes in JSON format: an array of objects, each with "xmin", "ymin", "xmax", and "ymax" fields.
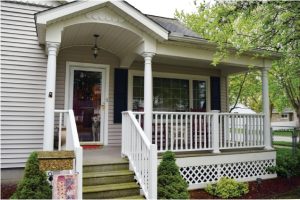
[
  {"xmin": 54, "ymin": 110, "xmax": 83, "ymax": 200},
  {"xmin": 122, "ymin": 111, "xmax": 157, "ymax": 200}
]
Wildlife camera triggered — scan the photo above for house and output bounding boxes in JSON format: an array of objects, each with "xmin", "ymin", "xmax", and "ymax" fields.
[
  {"xmin": 271, "ymin": 108, "xmax": 299, "ymax": 130},
  {"xmin": 1, "ymin": 0, "xmax": 277, "ymax": 199},
  {"xmin": 230, "ymin": 103, "xmax": 257, "ymax": 114}
]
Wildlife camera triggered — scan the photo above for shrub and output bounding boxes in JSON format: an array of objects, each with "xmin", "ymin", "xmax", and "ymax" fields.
[
  {"xmin": 205, "ymin": 177, "xmax": 249, "ymax": 199},
  {"xmin": 11, "ymin": 152, "xmax": 52, "ymax": 199},
  {"xmin": 157, "ymin": 151, "xmax": 189, "ymax": 199},
  {"xmin": 267, "ymin": 149, "xmax": 300, "ymax": 177}
]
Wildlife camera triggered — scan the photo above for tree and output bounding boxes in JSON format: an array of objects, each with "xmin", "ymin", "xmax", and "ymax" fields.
[
  {"xmin": 157, "ymin": 151, "xmax": 189, "ymax": 199},
  {"xmin": 11, "ymin": 152, "xmax": 52, "ymax": 199},
  {"xmin": 176, "ymin": 1, "xmax": 300, "ymax": 125}
]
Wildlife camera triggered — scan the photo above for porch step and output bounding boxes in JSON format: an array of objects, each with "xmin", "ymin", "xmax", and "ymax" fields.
[
  {"xmin": 83, "ymin": 161, "xmax": 144, "ymax": 199},
  {"xmin": 83, "ymin": 170, "xmax": 135, "ymax": 186},
  {"xmin": 114, "ymin": 195, "xmax": 145, "ymax": 199},
  {"xmin": 83, "ymin": 161, "xmax": 129, "ymax": 173},
  {"xmin": 83, "ymin": 182, "xmax": 140, "ymax": 199}
]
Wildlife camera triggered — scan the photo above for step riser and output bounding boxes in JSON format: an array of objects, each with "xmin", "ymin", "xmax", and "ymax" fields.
[
  {"xmin": 83, "ymin": 188, "xmax": 140, "ymax": 199},
  {"xmin": 83, "ymin": 174, "xmax": 135, "ymax": 186},
  {"xmin": 83, "ymin": 163, "xmax": 129, "ymax": 173}
]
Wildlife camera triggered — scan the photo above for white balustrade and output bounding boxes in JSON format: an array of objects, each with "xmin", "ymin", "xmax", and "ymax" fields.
[
  {"xmin": 131, "ymin": 112, "xmax": 265, "ymax": 153},
  {"xmin": 122, "ymin": 111, "xmax": 157, "ymax": 200},
  {"xmin": 219, "ymin": 113, "xmax": 265, "ymax": 149},
  {"xmin": 54, "ymin": 110, "xmax": 83, "ymax": 200},
  {"xmin": 152, "ymin": 112, "xmax": 214, "ymax": 152}
]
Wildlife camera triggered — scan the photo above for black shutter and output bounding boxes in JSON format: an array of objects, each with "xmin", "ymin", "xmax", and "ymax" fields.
[
  {"xmin": 114, "ymin": 69, "xmax": 128, "ymax": 123},
  {"xmin": 210, "ymin": 76, "xmax": 221, "ymax": 110}
]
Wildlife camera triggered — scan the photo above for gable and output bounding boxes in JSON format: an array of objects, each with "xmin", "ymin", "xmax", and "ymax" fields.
[{"xmin": 35, "ymin": 0, "xmax": 168, "ymax": 44}]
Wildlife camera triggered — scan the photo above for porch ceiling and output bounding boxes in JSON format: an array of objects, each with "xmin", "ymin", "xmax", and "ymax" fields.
[{"xmin": 60, "ymin": 23, "xmax": 142, "ymax": 58}]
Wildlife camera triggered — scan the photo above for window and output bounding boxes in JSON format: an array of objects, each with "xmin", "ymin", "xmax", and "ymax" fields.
[
  {"xmin": 281, "ymin": 114, "xmax": 288, "ymax": 119},
  {"xmin": 132, "ymin": 75, "xmax": 207, "ymax": 112},
  {"xmin": 193, "ymin": 80, "xmax": 206, "ymax": 112}
]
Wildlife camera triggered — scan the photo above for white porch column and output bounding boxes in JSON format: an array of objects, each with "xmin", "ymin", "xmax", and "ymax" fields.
[
  {"xmin": 43, "ymin": 42, "xmax": 60, "ymax": 150},
  {"xmin": 143, "ymin": 52, "xmax": 155, "ymax": 140},
  {"xmin": 262, "ymin": 67, "xmax": 272, "ymax": 150}
]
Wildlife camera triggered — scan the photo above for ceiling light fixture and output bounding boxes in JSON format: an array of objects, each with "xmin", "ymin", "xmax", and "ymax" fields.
[{"xmin": 92, "ymin": 34, "xmax": 100, "ymax": 59}]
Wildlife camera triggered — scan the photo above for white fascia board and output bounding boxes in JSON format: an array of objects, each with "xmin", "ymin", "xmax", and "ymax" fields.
[
  {"xmin": 157, "ymin": 43, "xmax": 266, "ymax": 68},
  {"xmin": 36, "ymin": 1, "xmax": 107, "ymax": 25},
  {"xmin": 36, "ymin": 0, "xmax": 168, "ymax": 41},
  {"xmin": 111, "ymin": 1, "xmax": 169, "ymax": 40}
]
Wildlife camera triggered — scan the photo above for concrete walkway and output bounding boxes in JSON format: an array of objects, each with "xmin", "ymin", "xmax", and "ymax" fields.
[{"xmin": 273, "ymin": 136, "xmax": 292, "ymax": 142}]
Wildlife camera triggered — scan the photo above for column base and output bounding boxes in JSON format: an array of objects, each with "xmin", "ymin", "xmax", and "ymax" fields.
[
  {"xmin": 213, "ymin": 149, "xmax": 221, "ymax": 154},
  {"xmin": 264, "ymin": 146, "xmax": 274, "ymax": 150}
]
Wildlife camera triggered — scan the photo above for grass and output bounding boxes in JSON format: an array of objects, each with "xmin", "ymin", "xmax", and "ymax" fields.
[
  {"xmin": 273, "ymin": 141, "xmax": 293, "ymax": 147},
  {"xmin": 273, "ymin": 131, "xmax": 293, "ymax": 137}
]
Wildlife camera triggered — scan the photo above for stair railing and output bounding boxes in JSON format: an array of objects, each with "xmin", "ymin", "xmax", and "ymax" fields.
[
  {"xmin": 122, "ymin": 111, "xmax": 157, "ymax": 200},
  {"xmin": 54, "ymin": 109, "xmax": 83, "ymax": 199}
]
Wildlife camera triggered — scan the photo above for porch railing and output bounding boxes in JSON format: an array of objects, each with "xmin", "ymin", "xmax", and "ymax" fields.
[
  {"xmin": 122, "ymin": 111, "xmax": 157, "ymax": 200},
  {"xmin": 132, "ymin": 111, "xmax": 265, "ymax": 153},
  {"xmin": 54, "ymin": 110, "xmax": 83, "ymax": 200},
  {"xmin": 219, "ymin": 113, "xmax": 265, "ymax": 149}
]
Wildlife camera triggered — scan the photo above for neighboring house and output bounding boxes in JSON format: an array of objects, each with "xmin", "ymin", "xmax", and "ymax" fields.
[
  {"xmin": 230, "ymin": 103, "xmax": 257, "ymax": 114},
  {"xmin": 1, "ymin": 1, "xmax": 278, "ymax": 199},
  {"xmin": 271, "ymin": 108, "xmax": 299, "ymax": 130}
]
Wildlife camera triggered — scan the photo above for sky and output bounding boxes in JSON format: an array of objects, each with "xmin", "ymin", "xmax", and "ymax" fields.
[{"xmin": 125, "ymin": 0, "xmax": 197, "ymax": 18}]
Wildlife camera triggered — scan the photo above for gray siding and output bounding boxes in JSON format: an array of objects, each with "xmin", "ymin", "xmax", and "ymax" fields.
[{"xmin": 1, "ymin": 2, "xmax": 50, "ymax": 168}]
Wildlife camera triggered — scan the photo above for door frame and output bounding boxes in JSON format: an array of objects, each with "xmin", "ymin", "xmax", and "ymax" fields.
[{"xmin": 65, "ymin": 61, "xmax": 110, "ymax": 145}]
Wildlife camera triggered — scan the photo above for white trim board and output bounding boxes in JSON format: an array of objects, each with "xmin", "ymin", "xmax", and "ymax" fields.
[
  {"xmin": 65, "ymin": 61, "xmax": 110, "ymax": 145},
  {"xmin": 128, "ymin": 70, "xmax": 211, "ymax": 112}
]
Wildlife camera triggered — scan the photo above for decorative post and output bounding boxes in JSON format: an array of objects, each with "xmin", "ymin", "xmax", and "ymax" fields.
[
  {"xmin": 212, "ymin": 110, "xmax": 220, "ymax": 153},
  {"xmin": 261, "ymin": 67, "xmax": 272, "ymax": 150},
  {"xmin": 143, "ymin": 52, "xmax": 155, "ymax": 141},
  {"xmin": 43, "ymin": 42, "xmax": 60, "ymax": 151},
  {"xmin": 149, "ymin": 144, "xmax": 157, "ymax": 199}
]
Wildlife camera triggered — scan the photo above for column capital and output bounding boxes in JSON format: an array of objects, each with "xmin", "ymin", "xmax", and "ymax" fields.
[
  {"xmin": 46, "ymin": 42, "xmax": 60, "ymax": 55},
  {"xmin": 142, "ymin": 52, "xmax": 155, "ymax": 58},
  {"xmin": 261, "ymin": 67, "xmax": 270, "ymax": 73}
]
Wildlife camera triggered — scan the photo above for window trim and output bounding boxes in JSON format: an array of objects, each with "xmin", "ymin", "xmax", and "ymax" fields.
[{"xmin": 128, "ymin": 70, "xmax": 211, "ymax": 112}]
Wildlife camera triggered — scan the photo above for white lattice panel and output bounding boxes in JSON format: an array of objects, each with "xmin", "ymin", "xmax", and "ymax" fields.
[{"xmin": 179, "ymin": 159, "xmax": 275, "ymax": 186}]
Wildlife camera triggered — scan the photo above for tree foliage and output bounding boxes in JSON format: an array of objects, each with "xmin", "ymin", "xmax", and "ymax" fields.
[
  {"xmin": 176, "ymin": 1, "xmax": 300, "ymax": 123},
  {"xmin": 11, "ymin": 152, "xmax": 52, "ymax": 199},
  {"xmin": 157, "ymin": 151, "xmax": 189, "ymax": 199}
]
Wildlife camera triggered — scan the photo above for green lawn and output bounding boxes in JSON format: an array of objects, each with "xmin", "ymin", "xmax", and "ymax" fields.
[
  {"xmin": 273, "ymin": 141, "xmax": 293, "ymax": 147},
  {"xmin": 273, "ymin": 131, "xmax": 293, "ymax": 137}
]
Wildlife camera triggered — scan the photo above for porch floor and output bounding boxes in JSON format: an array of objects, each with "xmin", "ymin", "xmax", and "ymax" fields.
[
  {"xmin": 82, "ymin": 146, "xmax": 274, "ymax": 165},
  {"xmin": 83, "ymin": 146, "xmax": 125, "ymax": 165}
]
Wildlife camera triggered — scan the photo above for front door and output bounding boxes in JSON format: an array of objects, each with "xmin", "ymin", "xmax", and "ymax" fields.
[{"xmin": 69, "ymin": 67, "xmax": 106, "ymax": 144}]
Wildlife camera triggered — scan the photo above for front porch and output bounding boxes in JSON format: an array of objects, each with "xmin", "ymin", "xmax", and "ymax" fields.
[{"xmin": 83, "ymin": 146, "xmax": 276, "ymax": 191}]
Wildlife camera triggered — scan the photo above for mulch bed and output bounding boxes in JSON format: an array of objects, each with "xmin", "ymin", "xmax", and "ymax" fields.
[
  {"xmin": 2, "ymin": 176, "xmax": 300, "ymax": 199},
  {"xmin": 1, "ymin": 183, "xmax": 17, "ymax": 199},
  {"xmin": 190, "ymin": 176, "xmax": 300, "ymax": 199}
]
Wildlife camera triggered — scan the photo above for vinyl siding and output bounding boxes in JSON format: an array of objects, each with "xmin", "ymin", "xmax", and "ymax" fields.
[{"xmin": 0, "ymin": 2, "xmax": 51, "ymax": 168}]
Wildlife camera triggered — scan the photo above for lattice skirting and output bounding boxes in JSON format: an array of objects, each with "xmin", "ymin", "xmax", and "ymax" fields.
[{"xmin": 177, "ymin": 153, "xmax": 277, "ymax": 189}]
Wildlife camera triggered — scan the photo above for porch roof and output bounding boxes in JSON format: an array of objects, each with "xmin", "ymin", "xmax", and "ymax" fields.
[{"xmin": 35, "ymin": 0, "xmax": 278, "ymax": 70}]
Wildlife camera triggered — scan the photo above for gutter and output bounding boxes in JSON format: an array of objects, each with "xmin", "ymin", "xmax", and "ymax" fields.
[{"xmin": 168, "ymin": 35, "xmax": 282, "ymax": 59}]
